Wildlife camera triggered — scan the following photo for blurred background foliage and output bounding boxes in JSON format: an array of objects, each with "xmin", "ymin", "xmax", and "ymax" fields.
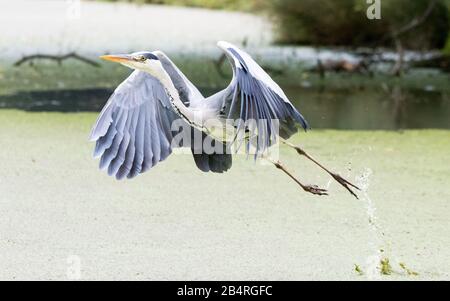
[
  {"xmin": 101, "ymin": 0, "xmax": 450, "ymax": 51},
  {"xmin": 270, "ymin": 0, "xmax": 449, "ymax": 50},
  {"xmin": 2, "ymin": 0, "xmax": 449, "ymax": 129},
  {"xmin": 101, "ymin": 0, "xmax": 263, "ymax": 10}
]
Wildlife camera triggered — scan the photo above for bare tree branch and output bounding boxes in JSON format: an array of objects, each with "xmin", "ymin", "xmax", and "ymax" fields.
[
  {"xmin": 391, "ymin": 0, "xmax": 438, "ymax": 38},
  {"xmin": 14, "ymin": 52, "xmax": 100, "ymax": 68},
  {"xmin": 386, "ymin": 0, "xmax": 438, "ymax": 76}
]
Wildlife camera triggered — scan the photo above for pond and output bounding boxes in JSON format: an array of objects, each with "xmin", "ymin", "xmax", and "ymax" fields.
[
  {"xmin": 1, "ymin": 85, "xmax": 448, "ymax": 130},
  {"xmin": 0, "ymin": 59, "xmax": 448, "ymax": 130}
]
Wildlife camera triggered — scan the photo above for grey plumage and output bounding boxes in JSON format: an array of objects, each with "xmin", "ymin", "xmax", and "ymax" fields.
[
  {"xmin": 90, "ymin": 71, "xmax": 177, "ymax": 179},
  {"xmin": 191, "ymin": 131, "xmax": 232, "ymax": 173},
  {"xmin": 214, "ymin": 41, "xmax": 309, "ymax": 155},
  {"xmin": 90, "ymin": 41, "xmax": 308, "ymax": 179}
]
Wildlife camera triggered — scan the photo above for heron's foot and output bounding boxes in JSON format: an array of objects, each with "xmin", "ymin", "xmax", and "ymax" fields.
[
  {"xmin": 331, "ymin": 173, "xmax": 360, "ymax": 199},
  {"xmin": 281, "ymin": 140, "xmax": 360, "ymax": 199},
  {"xmin": 303, "ymin": 184, "xmax": 328, "ymax": 196}
]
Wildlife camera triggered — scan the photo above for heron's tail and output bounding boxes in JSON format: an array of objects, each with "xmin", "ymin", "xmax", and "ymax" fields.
[
  {"xmin": 191, "ymin": 151, "xmax": 232, "ymax": 173},
  {"xmin": 190, "ymin": 132, "xmax": 232, "ymax": 173}
]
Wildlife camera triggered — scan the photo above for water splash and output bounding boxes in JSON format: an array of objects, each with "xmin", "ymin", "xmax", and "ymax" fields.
[
  {"xmin": 356, "ymin": 168, "xmax": 385, "ymax": 279},
  {"xmin": 355, "ymin": 168, "xmax": 419, "ymax": 278}
]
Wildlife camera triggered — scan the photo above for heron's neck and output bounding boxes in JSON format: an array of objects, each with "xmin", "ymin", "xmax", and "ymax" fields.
[{"xmin": 156, "ymin": 71, "xmax": 198, "ymax": 124}]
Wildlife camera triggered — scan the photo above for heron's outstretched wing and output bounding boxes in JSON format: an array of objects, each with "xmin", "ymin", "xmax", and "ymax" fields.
[
  {"xmin": 216, "ymin": 41, "xmax": 309, "ymax": 155},
  {"xmin": 154, "ymin": 50, "xmax": 204, "ymax": 108},
  {"xmin": 89, "ymin": 70, "xmax": 180, "ymax": 180}
]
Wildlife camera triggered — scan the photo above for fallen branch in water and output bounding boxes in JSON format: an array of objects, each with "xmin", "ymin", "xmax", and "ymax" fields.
[
  {"xmin": 14, "ymin": 52, "xmax": 100, "ymax": 68},
  {"xmin": 314, "ymin": 58, "xmax": 372, "ymax": 77}
]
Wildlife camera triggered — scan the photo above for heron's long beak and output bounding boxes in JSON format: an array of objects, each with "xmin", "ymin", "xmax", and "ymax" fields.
[{"xmin": 100, "ymin": 54, "xmax": 132, "ymax": 63}]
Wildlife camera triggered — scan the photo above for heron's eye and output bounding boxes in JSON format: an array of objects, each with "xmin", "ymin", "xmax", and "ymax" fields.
[{"xmin": 134, "ymin": 55, "xmax": 146, "ymax": 62}]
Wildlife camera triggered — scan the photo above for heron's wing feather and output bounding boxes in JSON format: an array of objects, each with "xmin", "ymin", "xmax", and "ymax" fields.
[
  {"xmin": 90, "ymin": 70, "xmax": 179, "ymax": 180},
  {"xmin": 154, "ymin": 51, "xmax": 204, "ymax": 108},
  {"xmin": 216, "ymin": 41, "xmax": 309, "ymax": 155},
  {"xmin": 152, "ymin": 51, "xmax": 233, "ymax": 173}
]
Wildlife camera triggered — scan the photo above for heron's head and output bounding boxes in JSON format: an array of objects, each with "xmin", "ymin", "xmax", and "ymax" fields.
[{"xmin": 100, "ymin": 51, "xmax": 162, "ymax": 77}]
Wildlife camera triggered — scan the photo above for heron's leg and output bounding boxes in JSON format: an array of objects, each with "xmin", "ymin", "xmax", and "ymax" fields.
[
  {"xmin": 264, "ymin": 157, "xmax": 328, "ymax": 196},
  {"xmin": 281, "ymin": 140, "xmax": 360, "ymax": 199}
]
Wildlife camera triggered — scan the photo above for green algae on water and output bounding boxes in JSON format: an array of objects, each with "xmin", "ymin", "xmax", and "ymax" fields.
[
  {"xmin": 354, "ymin": 264, "xmax": 364, "ymax": 276},
  {"xmin": 399, "ymin": 262, "xmax": 419, "ymax": 276},
  {"xmin": 380, "ymin": 258, "xmax": 393, "ymax": 275}
]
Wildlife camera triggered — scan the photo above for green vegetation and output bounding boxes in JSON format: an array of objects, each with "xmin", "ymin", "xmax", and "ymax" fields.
[
  {"xmin": 445, "ymin": 0, "xmax": 450, "ymax": 54},
  {"xmin": 269, "ymin": 0, "xmax": 449, "ymax": 50},
  {"xmin": 98, "ymin": 0, "xmax": 450, "ymax": 52},
  {"xmin": 2, "ymin": 59, "xmax": 450, "ymax": 95},
  {"xmin": 1, "ymin": 108, "xmax": 449, "ymax": 279},
  {"xmin": 399, "ymin": 262, "xmax": 419, "ymax": 276},
  {"xmin": 354, "ymin": 264, "xmax": 364, "ymax": 276},
  {"xmin": 2, "ymin": 59, "xmax": 448, "ymax": 130},
  {"xmin": 445, "ymin": 35, "xmax": 450, "ymax": 55},
  {"xmin": 380, "ymin": 258, "xmax": 393, "ymax": 275},
  {"xmin": 99, "ymin": 0, "xmax": 261, "ymax": 11}
]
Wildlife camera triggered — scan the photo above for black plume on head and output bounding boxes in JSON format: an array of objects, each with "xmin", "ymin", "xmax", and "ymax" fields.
[{"xmin": 133, "ymin": 51, "xmax": 158, "ymax": 60}]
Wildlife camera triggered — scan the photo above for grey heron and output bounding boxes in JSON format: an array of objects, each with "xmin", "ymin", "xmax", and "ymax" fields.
[{"xmin": 90, "ymin": 41, "xmax": 359, "ymax": 198}]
